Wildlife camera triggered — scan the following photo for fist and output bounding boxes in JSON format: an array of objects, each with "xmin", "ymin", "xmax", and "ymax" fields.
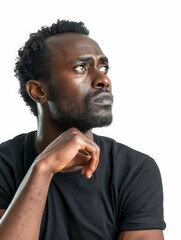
[{"xmin": 35, "ymin": 128, "xmax": 100, "ymax": 179}]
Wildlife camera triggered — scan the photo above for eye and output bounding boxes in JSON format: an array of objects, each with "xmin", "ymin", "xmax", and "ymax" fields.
[
  {"xmin": 99, "ymin": 65, "xmax": 109, "ymax": 74},
  {"xmin": 74, "ymin": 64, "xmax": 87, "ymax": 73}
]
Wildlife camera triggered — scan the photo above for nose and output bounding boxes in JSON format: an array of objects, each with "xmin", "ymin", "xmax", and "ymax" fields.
[{"xmin": 91, "ymin": 70, "xmax": 111, "ymax": 90}]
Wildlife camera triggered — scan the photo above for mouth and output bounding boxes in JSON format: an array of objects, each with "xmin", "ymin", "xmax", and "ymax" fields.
[{"xmin": 91, "ymin": 92, "xmax": 113, "ymax": 106}]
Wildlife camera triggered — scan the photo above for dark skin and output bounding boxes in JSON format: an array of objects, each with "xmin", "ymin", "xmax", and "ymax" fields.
[{"xmin": 0, "ymin": 33, "xmax": 164, "ymax": 239}]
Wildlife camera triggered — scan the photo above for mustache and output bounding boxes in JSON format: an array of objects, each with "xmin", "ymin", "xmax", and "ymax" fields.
[{"xmin": 86, "ymin": 90, "xmax": 113, "ymax": 101}]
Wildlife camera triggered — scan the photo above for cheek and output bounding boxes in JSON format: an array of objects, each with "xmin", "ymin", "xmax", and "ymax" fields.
[
  {"xmin": 51, "ymin": 71, "xmax": 91, "ymax": 100},
  {"xmin": 62, "ymin": 81, "xmax": 90, "ymax": 101}
]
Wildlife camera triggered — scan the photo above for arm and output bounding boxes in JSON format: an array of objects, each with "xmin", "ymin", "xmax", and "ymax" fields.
[
  {"xmin": 117, "ymin": 157, "xmax": 166, "ymax": 240},
  {"xmin": 0, "ymin": 162, "xmax": 53, "ymax": 239},
  {"xmin": 0, "ymin": 128, "xmax": 100, "ymax": 240},
  {"xmin": 118, "ymin": 230, "xmax": 164, "ymax": 240},
  {"xmin": 0, "ymin": 210, "xmax": 6, "ymax": 219}
]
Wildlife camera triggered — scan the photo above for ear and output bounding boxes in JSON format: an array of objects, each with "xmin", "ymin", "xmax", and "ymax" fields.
[{"xmin": 26, "ymin": 80, "xmax": 48, "ymax": 103}]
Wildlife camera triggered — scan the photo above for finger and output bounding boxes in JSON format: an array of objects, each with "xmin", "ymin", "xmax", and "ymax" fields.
[
  {"xmin": 81, "ymin": 146, "xmax": 100, "ymax": 179},
  {"xmin": 85, "ymin": 169, "xmax": 94, "ymax": 179},
  {"xmin": 84, "ymin": 143, "xmax": 100, "ymax": 171},
  {"xmin": 64, "ymin": 152, "xmax": 90, "ymax": 170},
  {"xmin": 81, "ymin": 165, "xmax": 93, "ymax": 178}
]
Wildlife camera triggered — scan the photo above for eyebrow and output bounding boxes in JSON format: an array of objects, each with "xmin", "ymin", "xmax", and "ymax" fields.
[{"xmin": 75, "ymin": 56, "xmax": 109, "ymax": 64}]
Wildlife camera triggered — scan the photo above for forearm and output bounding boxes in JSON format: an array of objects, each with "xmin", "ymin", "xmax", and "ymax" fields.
[{"xmin": 0, "ymin": 162, "xmax": 53, "ymax": 240}]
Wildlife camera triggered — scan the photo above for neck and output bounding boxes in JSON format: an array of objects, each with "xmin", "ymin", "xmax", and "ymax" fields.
[{"xmin": 35, "ymin": 119, "xmax": 93, "ymax": 154}]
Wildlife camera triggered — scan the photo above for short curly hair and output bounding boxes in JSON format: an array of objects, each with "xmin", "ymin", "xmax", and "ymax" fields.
[{"xmin": 14, "ymin": 19, "xmax": 89, "ymax": 116}]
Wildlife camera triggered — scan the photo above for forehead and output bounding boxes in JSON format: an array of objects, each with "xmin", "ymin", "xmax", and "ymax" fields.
[{"xmin": 45, "ymin": 32, "xmax": 105, "ymax": 60}]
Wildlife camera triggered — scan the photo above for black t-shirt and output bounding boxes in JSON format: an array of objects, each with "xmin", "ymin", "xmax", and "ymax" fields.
[{"xmin": 0, "ymin": 131, "xmax": 166, "ymax": 239}]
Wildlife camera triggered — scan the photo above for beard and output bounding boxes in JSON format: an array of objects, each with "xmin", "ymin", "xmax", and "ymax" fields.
[{"xmin": 48, "ymin": 85, "xmax": 113, "ymax": 133}]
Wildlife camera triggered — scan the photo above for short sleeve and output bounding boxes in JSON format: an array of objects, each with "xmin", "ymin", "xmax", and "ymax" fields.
[
  {"xmin": 0, "ymin": 132, "xmax": 37, "ymax": 210},
  {"xmin": 119, "ymin": 157, "xmax": 166, "ymax": 232},
  {"xmin": 0, "ymin": 158, "xmax": 14, "ymax": 209}
]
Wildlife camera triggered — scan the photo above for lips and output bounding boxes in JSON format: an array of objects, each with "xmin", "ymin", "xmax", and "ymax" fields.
[{"xmin": 91, "ymin": 92, "xmax": 113, "ymax": 106}]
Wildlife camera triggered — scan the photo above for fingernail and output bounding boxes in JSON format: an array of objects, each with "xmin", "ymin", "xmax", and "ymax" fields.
[{"xmin": 87, "ymin": 173, "xmax": 93, "ymax": 179}]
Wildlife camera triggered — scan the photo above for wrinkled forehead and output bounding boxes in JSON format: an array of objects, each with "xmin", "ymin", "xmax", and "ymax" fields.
[{"xmin": 45, "ymin": 32, "xmax": 104, "ymax": 57}]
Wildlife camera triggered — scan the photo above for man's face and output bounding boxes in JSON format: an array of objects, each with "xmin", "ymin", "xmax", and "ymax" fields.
[{"xmin": 45, "ymin": 33, "xmax": 113, "ymax": 133}]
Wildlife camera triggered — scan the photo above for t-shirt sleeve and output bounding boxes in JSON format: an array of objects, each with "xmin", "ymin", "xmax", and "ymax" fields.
[
  {"xmin": 118, "ymin": 156, "xmax": 166, "ymax": 232},
  {"xmin": 0, "ymin": 132, "xmax": 36, "ymax": 210},
  {"xmin": 0, "ymin": 150, "xmax": 15, "ymax": 209}
]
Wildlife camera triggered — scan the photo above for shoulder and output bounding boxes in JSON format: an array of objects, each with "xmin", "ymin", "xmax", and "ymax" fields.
[
  {"xmin": 94, "ymin": 133, "xmax": 154, "ymax": 166},
  {"xmin": 0, "ymin": 133, "xmax": 27, "ymax": 148},
  {"xmin": 0, "ymin": 132, "xmax": 31, "ymax": 154},
  {"xmin": 94, "ymin": 133, "xmax": 161, "ymax": 185},
  {"xmin": 0, "ymin": 131, "xmax": 36, "ymax": 166}
]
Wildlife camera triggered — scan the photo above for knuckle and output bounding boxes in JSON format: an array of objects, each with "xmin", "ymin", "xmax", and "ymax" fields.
[
  {"xmin": 69, "ymin": 127, "xmax": 78, "ymax": 133},
  {"xmin": 71, "ymin": 133, "xmax": 80, "ymax": 144}
]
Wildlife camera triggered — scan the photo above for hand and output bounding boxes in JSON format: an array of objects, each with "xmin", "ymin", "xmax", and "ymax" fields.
[{"xmin": 34, "ymin": 128, "xmax": 100, "ymax": 179}]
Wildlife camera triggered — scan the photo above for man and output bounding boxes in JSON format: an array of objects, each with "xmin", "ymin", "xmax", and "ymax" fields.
[{"xmin": 0, "ymin": 19, "xmax": 166, "ymax": 239}]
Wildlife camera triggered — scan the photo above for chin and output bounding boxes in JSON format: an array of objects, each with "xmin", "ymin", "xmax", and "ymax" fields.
[
  {"xmin": 51, "ymin": 107, "xmax": 113, "ymax": 133},
  {"xmin": 80, "ymin": 114, "xmax": 113, "ymax": 133}
]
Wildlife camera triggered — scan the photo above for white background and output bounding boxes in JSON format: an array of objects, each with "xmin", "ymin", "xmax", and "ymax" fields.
[{"xmin": 0, "ymin": 0, "xmax": 180, "ymax": 239}]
